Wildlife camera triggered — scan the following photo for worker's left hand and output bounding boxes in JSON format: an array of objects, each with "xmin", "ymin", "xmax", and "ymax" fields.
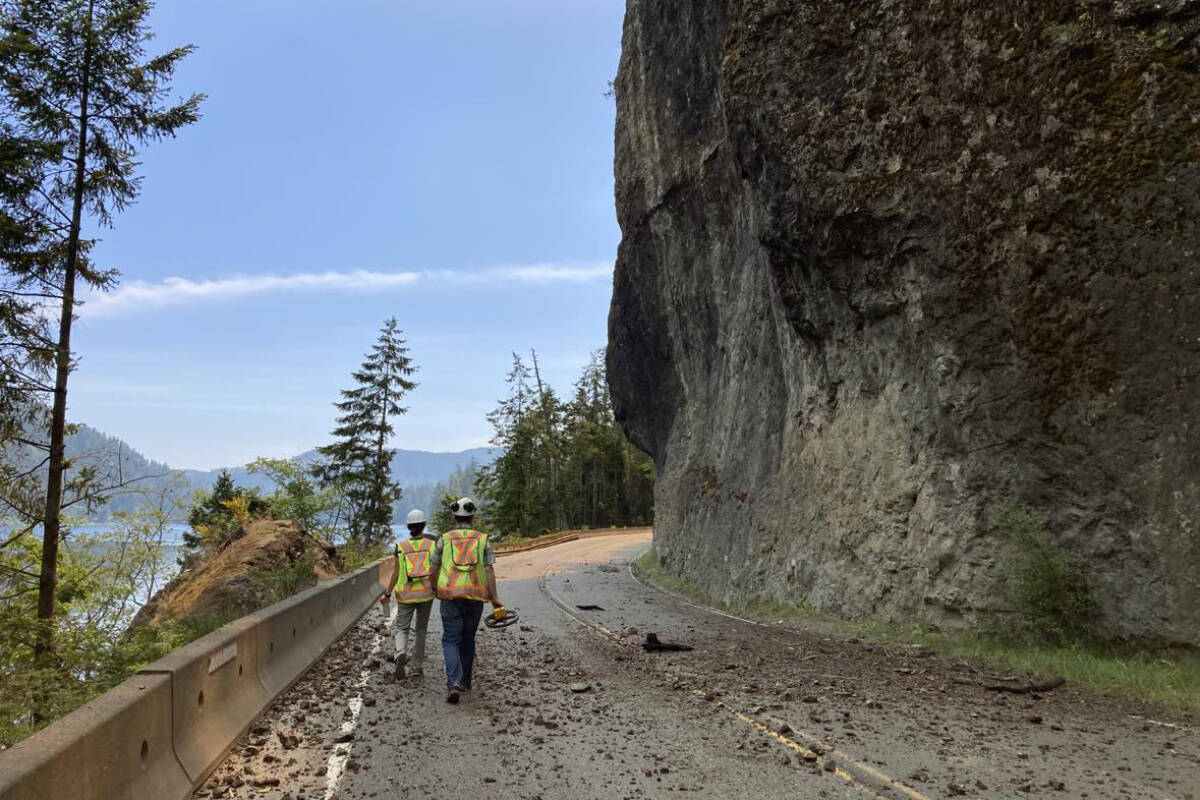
[
  {"xmin": 490, "ymin": 606, "xmax": 507, "ymax": 621},
  {"xmin": 379, "ymin": 594, "xmax": 390, "ymax": 605}
]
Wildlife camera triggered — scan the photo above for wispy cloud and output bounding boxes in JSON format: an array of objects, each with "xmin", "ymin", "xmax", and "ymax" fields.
[
  {"xmin": 483, "ymin": 264, "xmax": 612, "ymax": 283},
  {"xmin": 82, "ymin": 262, "xmax": 612, "ymax": 319}
]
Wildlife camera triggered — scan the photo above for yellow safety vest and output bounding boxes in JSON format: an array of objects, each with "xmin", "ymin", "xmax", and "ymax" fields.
[
  {"xmin": 435, "ymin": 528, "xmax": 489, "ymax": 602},
  {"xmin": 394, "ymin": 538, "xmax": 435, "ymax": 604}
]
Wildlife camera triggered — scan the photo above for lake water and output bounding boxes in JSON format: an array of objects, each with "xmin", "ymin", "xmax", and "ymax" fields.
[
  {"xmin": 68, "ymin": 521, "xmax": 191, "ymax": 545},
  {"xmin": 1, "ymin": 521, "xmax": 189, "ymax": 613}
]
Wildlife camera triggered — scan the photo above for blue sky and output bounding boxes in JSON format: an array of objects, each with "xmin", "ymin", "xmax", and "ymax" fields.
[{"xmin": 72, "ymin": 0, "xmax": 626, "ymax": 470}]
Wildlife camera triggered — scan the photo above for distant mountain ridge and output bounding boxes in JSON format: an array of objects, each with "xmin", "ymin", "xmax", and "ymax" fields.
[
  {"xmin": 179, "ymin": 446, "xmax": 493, "ymax": 493},
  {"xmin": 41, "ymin": 424, "xmax": 493, "ymax": 520}
]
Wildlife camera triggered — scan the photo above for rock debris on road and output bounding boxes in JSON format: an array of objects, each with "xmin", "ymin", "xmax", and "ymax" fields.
[{"xmin": 196, "ymin": 533, "xmax": 1199, "ymax": 800}]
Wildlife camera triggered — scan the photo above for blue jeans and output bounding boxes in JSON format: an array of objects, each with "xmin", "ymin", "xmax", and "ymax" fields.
[{"xmin": 440, "ymin": 599, "xmax": 484, "ymax": 690}]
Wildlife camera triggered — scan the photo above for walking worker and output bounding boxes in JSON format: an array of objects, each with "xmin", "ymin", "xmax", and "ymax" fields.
[
  {"xmin": 431, "ymin": 496, "xmax": 505, "ymax": 704},
  {"xmin": 380, "ymin": 509, "xmax": 436, "ymax": 679}
]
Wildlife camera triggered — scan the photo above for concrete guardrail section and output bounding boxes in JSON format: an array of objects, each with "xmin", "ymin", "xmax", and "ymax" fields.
[
  {"xmin": 0, "ymin": 527, "xmax": 643, "ymax": 800},
  {"xmin": 0, "ymin": 560, "xmax": 388, "ymax": 800},
  {"xmin": 492, "ymin": 527, "xmax": 636, "ymax": 555}
]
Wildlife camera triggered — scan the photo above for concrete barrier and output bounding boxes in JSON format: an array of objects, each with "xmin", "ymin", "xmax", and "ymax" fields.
[
  {"xmin": 493, "ymin": 527, "xmax": 647, "ymax": 555},
  {"xmin": 494, "ymin": 532, "xmax": 578, "ymax": 554},
  {"xmin": 0, "ymin": 531, "xmax": 637, "ymax": 800},
  {"xmin": 140, "ymin": 616, "xmax": 269, "ymax": 784},
  {"xmin": 328, "ymin": 563, "xmax": 388, "ymax": 635},
  {"xmin": 578, "ymin": 528, "xmax": 649, "ymax": 540},
  {"xmin": 0, "ymin": 560, "xmax": 388, "ymax": 800},
  {"xmin": 255, "ymin": 563, "xmax": 385, "ymax": 696},
  {"xmin": 0, "ymin": 673, "xmax": 190, "ymax": 800},
  {"xmin": 253, "ymin": 581, "xmax": 337, "ymax": 698}
]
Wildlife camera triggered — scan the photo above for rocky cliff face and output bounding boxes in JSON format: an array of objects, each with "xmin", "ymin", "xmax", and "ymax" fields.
[{"xmin": 609, "ymin": 0, "xmax": 1200, "ymax": 642}]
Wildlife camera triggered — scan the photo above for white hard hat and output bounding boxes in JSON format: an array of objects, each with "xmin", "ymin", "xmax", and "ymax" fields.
[
  {"xmin": 405, "ymin": 509, "xmax": 427, "ymax": 525},
  {"xmin": 450, "ymin": 497, "xmax": 477, "ymax": 518}
]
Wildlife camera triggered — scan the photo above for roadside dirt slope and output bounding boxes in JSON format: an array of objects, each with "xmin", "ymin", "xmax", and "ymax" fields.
[{"xmin": 133, "ymin": 519, "xmax": 338, "ymax": 628}]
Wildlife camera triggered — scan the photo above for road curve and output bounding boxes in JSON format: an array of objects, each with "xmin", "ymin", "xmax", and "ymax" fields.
[{"xmin": 197, "ymin": 531, "xmax": 1198, "ymax": 800}]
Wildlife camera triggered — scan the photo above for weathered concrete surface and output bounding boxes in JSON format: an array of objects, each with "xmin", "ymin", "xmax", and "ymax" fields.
[
  {"xmin": 608, "ymin": 0, "xmax": 1200, "ymax": 641},
  {"xmin": 0, "ymin": 673, "xmax": 190, "ymax": 800},
  {"xmin": 0, "ymin": 560, "xmax": 387, "ymax": 800}
]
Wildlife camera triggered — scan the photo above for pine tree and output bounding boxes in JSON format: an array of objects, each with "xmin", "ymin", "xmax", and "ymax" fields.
[
  {"xmin": 563, "ymin": 350, "xmax": 626, "ymax": 526},
  {"xmin": 179, "ymin": 469, "xmax": 268, "ymax": 568},
  {"xmin": 315, "ymin": 318, "xmax": 417, "ymax": 546},
  {"xmin": 577, "ymin": 350, "xmax": 655, "ymax": 526},
  {"xmin": 210, "ymin": 469, "xmax": 236, "ymax": 506},
  {"xmin": 428, "ymin": 460, "xmax": 482, "ymax": 534},
  {"xmin": 479, "ymin": 348, "xmax": 655, "ymax": 535},
  {"xmin": 1, "ymin": 76, "xmax": 57, "ymax": 445},
  {"xmin": 528, "ymin": 351, "xmax": 565, "ymax": 530},
  {"xmin": 0, "ymin": 0, "xmax": 203, "ymax": 671},
  {"xmin": 181, "ymin": 468, "xmax": 234, "ymax": 554},
  {"xmin": 477, "ymin": 353, "xmax": 540, "ymax": 536}
]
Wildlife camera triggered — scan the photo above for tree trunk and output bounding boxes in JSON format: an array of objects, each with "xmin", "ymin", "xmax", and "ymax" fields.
[
  {"xmin": 373, "ymin": 359, "xmax": 390, "ymax": 542},
  {"xmin": 35, "ymin": 0, "xmax": 93, "ymax": 679}
]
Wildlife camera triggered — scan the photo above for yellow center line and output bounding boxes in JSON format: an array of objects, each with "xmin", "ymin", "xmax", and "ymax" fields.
[
  {"xmin": 711, "ymin": 693, "xmax": 881, "ymax": 793},
  {"xmin": 538, "ymin": 563, "xmax": 935, "ymax": 800}
]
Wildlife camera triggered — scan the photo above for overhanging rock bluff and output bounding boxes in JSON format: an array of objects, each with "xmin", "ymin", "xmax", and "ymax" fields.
[{"xmin": 607, "ymin": 0, "xmax": 1200, "ymax": 643}]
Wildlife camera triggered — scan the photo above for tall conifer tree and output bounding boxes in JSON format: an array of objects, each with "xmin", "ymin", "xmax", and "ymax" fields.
[
  {"xmin": 478, "ymin": 353, "xmax": 539, "ymax": 536},
  {"xmin": 0, "ymin": 0, "xmax": 202, "ymax": 669},
  {"xmin": 478, "ymin": 349, "xmax": 654, "ymax": 536},
  {"xmin": 316, "ymin": 318, "xmax": 417, "ymax": 545}
]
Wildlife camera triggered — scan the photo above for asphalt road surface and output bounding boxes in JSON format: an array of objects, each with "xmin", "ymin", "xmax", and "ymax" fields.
[{"xmin": 197, "ymin": 530, "xmax": 1198, "ymax": 800}]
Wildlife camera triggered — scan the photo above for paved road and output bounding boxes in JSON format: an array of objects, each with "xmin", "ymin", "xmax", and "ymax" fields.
[{"xmin": 198, "ymin": 531, "xmax": 1198, "ymax": 800}]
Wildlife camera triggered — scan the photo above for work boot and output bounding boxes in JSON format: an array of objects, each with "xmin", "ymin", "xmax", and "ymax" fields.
[
  {"xmin": 394, "ymin": 653, "xmax": 407, "ymax": 680},
  {"xmin": 447, "ymin": 686, "xmax": 462, "ymax": 704}
]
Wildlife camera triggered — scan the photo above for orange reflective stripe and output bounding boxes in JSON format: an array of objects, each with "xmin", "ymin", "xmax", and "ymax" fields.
[
  {"xmin": 397, "ymin": 580, "xmax": 434, "ymax": 602},
  {"xmin": 437, "ymin": 587, "xmax": 482, "ymax": 599},
  {"xmin": 394, "ymin": 539, "xmax": 436, "ymax": 603},
  {"xmin": 449, "ymin": 532, "xmax": 482, "ymax": 567},
  {"xmin": 436, "ymin": 529, "xmax": 489, "ymax": 601},
  {"xmin": 400, "ymin": 538, "xmax": 433, "ymax": 578}
]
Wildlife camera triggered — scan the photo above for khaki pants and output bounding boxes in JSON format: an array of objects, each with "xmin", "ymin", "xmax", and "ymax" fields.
[{"xmin": 393, "ymin": 601, "xmax": 432, "ymax": 669}]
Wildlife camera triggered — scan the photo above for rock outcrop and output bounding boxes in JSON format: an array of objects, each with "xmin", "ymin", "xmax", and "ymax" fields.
[
  {"xmin": 132, "ymin": 520, "xmax": 339, "ymax": 629},
  {"xmin": 609, "ymin": 0, "xmax": 1200, "ymax": 642}
]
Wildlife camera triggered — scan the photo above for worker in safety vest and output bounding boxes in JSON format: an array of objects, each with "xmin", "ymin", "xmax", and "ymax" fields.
[
  {"xmin": 380, "ymin": 509, "xmax": 436, "ymax": 679},
  {"xmin": 430, "ymin": 496, "xmax": 504, "ymax": 704}
]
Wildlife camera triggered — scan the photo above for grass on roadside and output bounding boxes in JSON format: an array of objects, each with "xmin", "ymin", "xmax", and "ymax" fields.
[
  {"xmin": 633, "ymin": 548, "xmax": 727, "ymax": 607},
  {"xmin": 633, "ymin": 550, "xmax": 1200, "ymax": 711}
]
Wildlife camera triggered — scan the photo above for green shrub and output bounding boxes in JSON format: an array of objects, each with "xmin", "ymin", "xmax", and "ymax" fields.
[
  {"xmin": 252, "ymin": 557, "xmax": 318, "ymax": 605},
  {"xmin": 999, "ymin": 506, "xmax": 1094, "ymax": 642},
  {"xmin": 339, "ymin": 540, "xmax": 384, "ymax": 572}
]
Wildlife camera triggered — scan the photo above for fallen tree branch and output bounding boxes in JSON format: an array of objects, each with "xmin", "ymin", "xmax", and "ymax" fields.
[
  {"xmin": 949, "ymin": 675, "xmax": 1068, "ymax": 693},
  {"xmin": 984, "ymin": 676, "xmax": 1066, "ymax": 694}
]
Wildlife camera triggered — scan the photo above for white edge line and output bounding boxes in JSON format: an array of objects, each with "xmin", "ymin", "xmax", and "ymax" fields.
[{"xmin": 323, "ymin": 604, "xmax": 394, "ymax": 800}]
